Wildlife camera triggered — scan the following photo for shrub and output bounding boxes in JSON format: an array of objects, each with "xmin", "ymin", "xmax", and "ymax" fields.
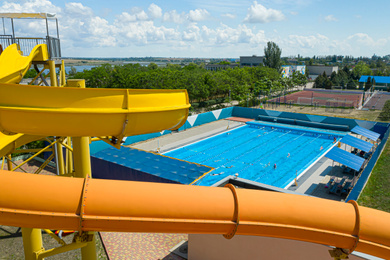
[
  {"xmin": 191, "ymin": 102, "xmax": 199, "ymax": 108},
  {"xmin": 378, "ymin": 100, "xmax": 390, "ymax": 120},
  {"xmin": 206, "ymin": 99, "xmax": 216, "ymax": 106}
]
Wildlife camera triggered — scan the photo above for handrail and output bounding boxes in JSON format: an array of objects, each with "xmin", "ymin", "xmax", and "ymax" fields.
[{"xmin": 0, "ymin": 36, "xmax": 61, "ymax": 58}]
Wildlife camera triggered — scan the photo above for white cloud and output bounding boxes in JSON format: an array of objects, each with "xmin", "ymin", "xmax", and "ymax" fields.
[
  {"xmin": 324, "ymin": 14, "xmax": 338, "ymax": 22},
  {"xmin": 188, "ymin": 9, "xmax": 210, "ymax": 22},
  {"xmin": 244, "ymin": 1, "xmax": 285, "ymax": 23},
  {"xmin": 347, "ymin": 33, "xmax": 387, "ymax": 47},
  {"xmin": 148, "ymin": 3, "xmax": 162, "ymax": 19},
  {"xmin": 221, "ymin": 13, "xmax": 236, "ymax": 19},
  {"xmin": 163, "ymin": 10, "xmax": 186, "ymax": 24},
  {"xmin": 116, "ymin": 10, "xmax": 149, "ymax": 23},
  {"xmin": 290, "ymin": 11, "xmax": 298, "ymax": 15},
  {"xmin": 2, "ymin": 0, "xmax": 388, "ymax": 58},
  {"xmin": 287, "ymin": 34, "xmax": 329, "ymax": 49},
  {"xmin": 182, "ymin": 23, "xmax": 201, "ymax": 41},
  {"xmin": 65, "ymin": 2, "xmax": 93, "ymax": 17},
  {"xmin": 0, "ymin": 0, "xmax": 61, "ymax": 13},
  {"xmin": 163, "ymin": 8, "xmax": 210, "ymax": 24}
]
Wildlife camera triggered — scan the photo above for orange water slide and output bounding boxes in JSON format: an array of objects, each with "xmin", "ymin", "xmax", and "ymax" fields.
[{"xmin": 0, "ymin": 170, "xmax": 389, "ymax": 259}]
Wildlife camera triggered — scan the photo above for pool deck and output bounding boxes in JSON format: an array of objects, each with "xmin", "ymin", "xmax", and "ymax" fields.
[
  {"xmin": 131, "ymin": 118, "xmax": 351, "ymax": 201},
  {"xmin": 131, "ymin": 119, "xmax": 244, "ymax": 153}
]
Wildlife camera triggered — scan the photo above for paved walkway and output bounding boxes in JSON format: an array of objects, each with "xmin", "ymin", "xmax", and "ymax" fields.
[
  {"xmin": 288, "ymin": 156, "xmax": 349, "ymax": 201},
  {"xmin": 100, "ymin": 232, "xmax": 187, "ymax": 260},
  {"xmin": 131, "ymin": 119, "xmax": 243, "ymax": 153}
]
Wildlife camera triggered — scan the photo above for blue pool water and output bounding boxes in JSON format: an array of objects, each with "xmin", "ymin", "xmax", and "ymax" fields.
[{"xmin": 165, "ymin": 122, "xmax": 345, "ymax": 188}]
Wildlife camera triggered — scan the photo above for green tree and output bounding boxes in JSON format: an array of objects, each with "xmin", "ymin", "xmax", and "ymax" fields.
[
  {"xmin": 352, "ymin": 61, "xmax": 372, "ymax": 80},
  {"xmin": 365, "ymin": 76, "xmax": 372, "ymax": 91},
  {"xmin": 324, "ymin": 79, "xmax": 332, "ymax": 89},
  {"xmin": 68, "ymin": 66, "xmax": 77, "ymax": 76},
  {"xmin": 264, "ymin": 41, "xmax": 282, "ymax": 71},
  {"xmin": 292, "ymin": 71, "xmax": 307, "ymax": 88},
  {"xmin": 148, "ymin": 62, "xmax": 158, "ymax": 70},
  {"xmin": 347, "ymin": 78, "xmax": 356, "ymax": 89},
  {"xmin": 314, "ymin": 75, "xmax": 325, "ymax": 88},
  {"xmin": 23, "ymin": 69, "xmax": 37, "ymax": 78}
]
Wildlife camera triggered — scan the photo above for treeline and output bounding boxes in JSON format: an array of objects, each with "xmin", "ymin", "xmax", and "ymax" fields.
[
  {"xmin": 69, "ymin": 63, "xmax": 307, "ymax": 108},
  {"xmin": 314, "ymin": 66, "xmax": 356, "ymax": 89}
]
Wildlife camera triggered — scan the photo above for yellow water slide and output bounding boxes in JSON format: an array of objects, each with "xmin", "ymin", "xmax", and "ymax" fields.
[
  {"xmin": 0, "ymin": 44, "xmax": 48, "ymax": 163},
  {"xmin": 0, "ymin": 84, "xmax": 190, "ymax": 137},
  {"xmin": 0, "ymin": 171, "xmax": 389, "ymax": 259},
  {"xmin": 0, "ymin": 132, "xmax": 43, "ymax": 158},
  {"xmin": 0, "ymin": 43, "xmax": 48, "ymax": 84}
]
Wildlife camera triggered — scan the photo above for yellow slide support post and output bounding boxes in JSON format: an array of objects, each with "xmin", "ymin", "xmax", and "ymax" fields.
[
  {"xmin": 73, "ymin": 81, "xmax": 97, "ymax": 259},
  {"xmin": 22, "ymin": 228, "xmax": 44, "ymax": 260},
  {"xmin": 73, "ymin": 136, "xmax": 97, "ymax": 259}
]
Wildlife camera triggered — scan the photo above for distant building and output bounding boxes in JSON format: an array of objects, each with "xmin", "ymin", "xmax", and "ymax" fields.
[
  {"xmin": 205, "ymin": 64, "xmax": 239, "ymax": 71},
  {"xmin": 281, "ymin": 65, "xmax": 306, "ymax": 78},
  {"xmin": 240, "ymin": 55, "xmax": 264, "ymax": 67},
  {"xmin": 307, "ymin": 65, "xmax": 338, "ymax": 79},
  {"xmin": 359, "ymin": 75, "xmax": 390, "ymax": 90}
]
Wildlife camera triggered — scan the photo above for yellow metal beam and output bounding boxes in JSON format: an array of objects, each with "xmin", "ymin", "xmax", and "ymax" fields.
[
  {"xmin": 60, "ymin": 60, "xmax": 66, "ymax": 87},
  {"xmin": 5, "ymin": 155, "xmax": 27, "ymax": 173},
  {"xmin": 48, "ymin": 60, "xmax": 57, "ymax": 87},
  {"xmin": 73, "ymin": 137, "xmax": 97, "ymax": 260},
  {"xmin": 65, "ymin": 137, "xmax": 73, "ymax": 175},
  {"xmin": 34, "ymin": 153, "xmax": 55, "ymax": 175},
  {"xmin": 12, "ymin": 148, "xmax": 53, "ymax": 154},
  {"xmin": 9, "ymin": 142, "xmax": 55, "ymax": 172},
  {"xmin": 43, "ymin": 229, "xmax": 65, "ymax": 246},
  {"xmin": 21, "ymin": 228, "xmax": 43, "ymax": 260},
  {"xmin": 28, "ymin": 68, "xmax": 45, "ymax": 86},
  {"xmin": 37, "ymin": 241, "xmax": 87, "ymax": 260}
]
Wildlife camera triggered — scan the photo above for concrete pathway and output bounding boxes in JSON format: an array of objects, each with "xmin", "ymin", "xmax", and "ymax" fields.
[{"xmin": 131, "ymin": 119, "xmax": 243, "ymax": 153}]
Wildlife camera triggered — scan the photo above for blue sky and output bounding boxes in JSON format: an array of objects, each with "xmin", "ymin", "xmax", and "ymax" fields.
[{"xmin": 1, "ymin": 0, "xmax": 389, "ymax": 58}]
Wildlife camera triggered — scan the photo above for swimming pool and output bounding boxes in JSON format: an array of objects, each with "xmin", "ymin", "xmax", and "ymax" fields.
[{"xmin": 165, "ymin": 121, "xmax": 345, "ymax": 188}]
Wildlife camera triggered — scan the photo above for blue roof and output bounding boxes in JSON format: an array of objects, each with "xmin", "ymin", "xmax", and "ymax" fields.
[
  {"xmin": 340, "ymin": 135, "xmax": 373, "ymax": 153},
  {"xmin": 93, "ymin": 146, "xmax": 213, "ymax": 184},
  {"xmin": 325, "ymin": 147, "xmax": 365, "ymax": 171},
  {"xmin": 359, "ymin": 75, "xmax": 390, "ymax": 84},
  {"xmin": 351, "ymin": 126, "xmax": 380, "ymax": 141}
]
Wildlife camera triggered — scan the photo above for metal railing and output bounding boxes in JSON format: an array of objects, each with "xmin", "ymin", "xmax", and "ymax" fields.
[
  {"xmin": 46, "ymin": 36, "xmax": 61, "ymax": 59},
  {"xmin": 0, "ymin": 35, "xmax": 61, "ymax": 59}
]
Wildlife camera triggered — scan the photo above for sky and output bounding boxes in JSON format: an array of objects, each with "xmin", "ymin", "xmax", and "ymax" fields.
[{"xmin": 1, "ymin": 0, "xmax": 389, "ymax": 58}]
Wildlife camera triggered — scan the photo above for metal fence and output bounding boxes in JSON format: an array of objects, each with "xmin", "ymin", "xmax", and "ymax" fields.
[
  {"xmin": 346, "ymin": 125, "xmax": 390, "ymax": 201},
  {"xmin": 0, "ymin": 35, "xmax": 61, "ymax": 59}
]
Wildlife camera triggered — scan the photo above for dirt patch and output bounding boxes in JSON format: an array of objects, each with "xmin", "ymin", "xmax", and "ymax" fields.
[{"xmin": 262, "ymin": 104, "xmax": 384, "ymax": 122}]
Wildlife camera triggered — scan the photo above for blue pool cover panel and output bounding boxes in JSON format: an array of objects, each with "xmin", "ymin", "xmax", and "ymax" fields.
[
  {"xmin": 325, "ymin": 147, "xmax": 365, "ymax": 171},
  {"xmin": 351, "ymin": 126, "xmax": 380, "ymax": 141},
  {"xmin": 340, "ymin": 135, "xmax": 373, "ymax": 153},
  {"xmin": 93, "ymin": 146, "xmax": 213, "ymax": 184}
]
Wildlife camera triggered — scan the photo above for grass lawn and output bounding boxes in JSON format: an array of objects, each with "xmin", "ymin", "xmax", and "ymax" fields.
[{"xmin": 358, "ymin": 139, "xmax": 390, "ymax": 212}]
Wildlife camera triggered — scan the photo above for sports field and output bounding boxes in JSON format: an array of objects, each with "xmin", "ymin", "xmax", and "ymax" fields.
[{"xmin": 269, "ymin": 89, "xmax": 363, "ymax": 108}]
